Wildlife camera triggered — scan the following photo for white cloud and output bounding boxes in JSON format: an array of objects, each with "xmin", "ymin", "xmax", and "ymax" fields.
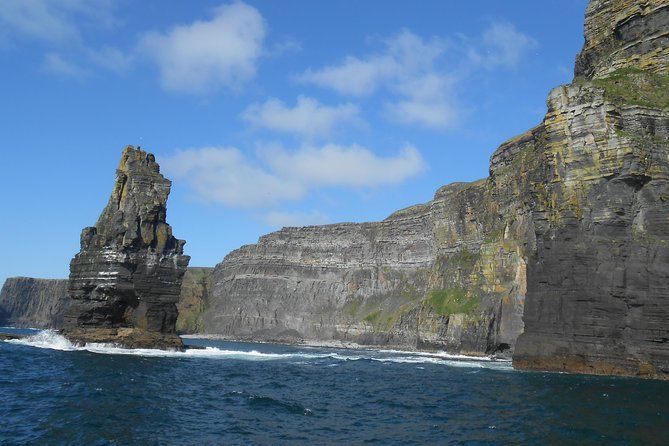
[
  {"xmin": 469, "ymin": 22, "xmax": 538, "ymax": 69},
  {"xmin": 0, "ymin": 0, "xmax": 115, "ymax": 44},
  {"xmin": 297, "ymin": 29, "xmax": 457, "ymax": 129},
  {"xmin": 42, "ymin": 52, "xmax": 85, "ymax": 78},
  {"xmin": 241, "ymin": 96, "xmax": 360, "ymax": 137},
  {"xmin": 297, "ymin": 29, "xmax": 445, "ymax": 97},
  {"xmin": 161, "ymin": 147, "xmax": 303, "ymax": 208},
  {"xmin": 139, "ymin": 2, "xmax": 266, "ymax": 94},
  {"xmin": 264, "ymin": 210, "xmax": 331, "ymax": 228},
  {"xmin": 161, "ymin": 144, "xmax": 425, "ymax": 208},
  {"xmin": 386, "ymin": 73, "xmax": 458, "ymax": 130},
  {"xmin": 263, "ymin": 144, "xmax": 425, "ymax": 187},
  {"xmin": 296, "ymin": 24, "xmax": 536, "ymax": 130}
]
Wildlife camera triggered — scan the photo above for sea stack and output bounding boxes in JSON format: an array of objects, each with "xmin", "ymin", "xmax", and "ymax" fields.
[{"xmin": 62, "ymin": 146, "xmax": 190, "ymax": 349}]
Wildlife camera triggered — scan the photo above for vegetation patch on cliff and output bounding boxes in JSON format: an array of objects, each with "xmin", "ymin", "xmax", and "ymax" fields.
[
  {"xmin": 593, "ymin": 68, "xmax": 669, "ymax": 109},
  {"xmin": 427, "ymin": 288, "xmax": 479, "ymax": 316}
]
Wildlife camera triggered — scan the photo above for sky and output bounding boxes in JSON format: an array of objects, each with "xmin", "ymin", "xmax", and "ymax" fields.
[{"xmin": 0, "ymin": 0, "xmax": 589, "ymax": 284}]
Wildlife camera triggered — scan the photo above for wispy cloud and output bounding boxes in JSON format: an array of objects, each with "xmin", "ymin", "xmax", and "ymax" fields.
[
  {"xmin": 0, "ymin": 0, "xmax": 115, "ymax": 44},
  {"xmin": 296, "ymin": 23, "xmax": 536, "ymax": 130},
  {"xmin": 469, "ymin": 21, "xmax": 538, "ymax": 69},
  {"xmin": 262, "ymin": 144, "xmax": 425, "ymax": 188},
  {"xmin": 297, "ymin": 29, "xmax": 456, "ymax": 130},
  {"xmin": 161, "ymin": 144, "xmax": 425, "ymax": 208},
  {"xmin": 42, "ymin": 52, "xmax": 86, "ymax": 78},
  {"xmin": 138, "ymin": 2, "xmax": 266, "ymax": 94},
  {"xmin": 241, "ymin": 96, "xmax": 361, "ymax": 138},
  {"xmin": 297, "ymin": 29, "xmax": 446, "ymax": 97}
]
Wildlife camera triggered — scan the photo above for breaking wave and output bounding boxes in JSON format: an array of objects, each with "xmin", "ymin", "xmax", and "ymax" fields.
[{"xmin": 4, "ymin": 330, "xmax": 513, "ymax": 371}]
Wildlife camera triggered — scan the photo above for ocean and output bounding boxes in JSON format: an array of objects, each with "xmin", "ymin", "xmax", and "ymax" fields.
[{"xmin": 1, "ymin": 328, "xmax": 667, "ymax": 445}]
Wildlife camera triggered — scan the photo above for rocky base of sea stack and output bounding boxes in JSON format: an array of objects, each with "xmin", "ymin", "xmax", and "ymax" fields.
[
  {"xmin": 61, "ymin": 327, "xmax": 184, "ymax": 351},
  {"xmin": 513, "ymin": 355, "xmax": 668, "ymax": 381}
]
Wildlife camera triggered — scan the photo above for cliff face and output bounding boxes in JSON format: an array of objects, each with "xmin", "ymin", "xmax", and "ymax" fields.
[
  {"xmin": 62, "ymin": 146, "xmax": 190, "ymax": 349},
  {"xmin": 575, "ymin": 0, "xmax": 669, "ymax": 78},
  {"xmin": 513, "ymin": 0, "xmax": 669, "ymax": 379},
  {"xmin": 0, "ymin": 278, "xmax": 68, "ymax": 328},
  {"xmin": 202, "ymin": 0, "xmax": 669, "ymax": 377},
  {"xmin": 0, "ymin": 269, "xmax": 210, "ymax": 333},
  {"xmin": 204, "ymin": 164, "xmax": 529, "ymax": 354},
  {"xmin": 176, "ymin": 267, "xmax": 213, "ymax": 334}
]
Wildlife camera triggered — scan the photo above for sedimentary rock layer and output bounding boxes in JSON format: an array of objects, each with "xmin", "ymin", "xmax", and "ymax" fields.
[
  {"xmin": 0, "ymin": 278, "xmax": 68, "ymax": 328},
  {"xmin": 513, "ymin": 0, "xmax": 669, "ymax": 379},
  {"xmin": 204, "ymin": 168, "xmax": 529, "ymax": 353},
  {"xmin": 62, "ymin": 146, "xmax": 190, "ymax": 349},
  {"xmin": 202, "ymin": 0, "xmax": 669, "ymax": 378},
  {"xmin": 0, "ymin": 268, "xmax": 211, "ymax": 333}
]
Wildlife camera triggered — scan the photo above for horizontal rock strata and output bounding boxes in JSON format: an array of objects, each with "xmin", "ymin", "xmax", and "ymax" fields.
[
  {"xmin": 0, "ymin": 278, "xmax": 68, "ymax": 328},
  {"xmin": 514, "ymin": 0, "xmax": 669, "ymax": 379},
  {"xmin": 62, "ymin": 146, "xmax": 190, "ymax": 349},
  {"xmin": 0, "ymin": 268, "xmax": 212, "ymax": 334}
]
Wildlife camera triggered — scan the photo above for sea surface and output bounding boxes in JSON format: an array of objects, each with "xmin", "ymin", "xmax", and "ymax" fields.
[{"xmin": 1, "ymin": 328, "xmax": 667, "ymax": 445}]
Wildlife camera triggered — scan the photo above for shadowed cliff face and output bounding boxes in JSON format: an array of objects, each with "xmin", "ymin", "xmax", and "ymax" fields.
[
  {"xmin": 513, "ymin": 0, "xmax": 669, "ymax": 379},
  {"xmin": 0, "ymin": 278, "xmax": 69, "ymax": 328},
  {"xmin": 62, "ymin": 146, "xmax": 190, "ymax": 349}
]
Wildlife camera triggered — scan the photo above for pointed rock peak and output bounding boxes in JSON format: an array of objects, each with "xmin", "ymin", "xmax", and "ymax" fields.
[
  {"xmin": 87, "ymin": 145, "xmax": 185, "ymax": 254},
  {"xmin": 63, "ymin": 145, "xmax": 190, "ymax": 350}
]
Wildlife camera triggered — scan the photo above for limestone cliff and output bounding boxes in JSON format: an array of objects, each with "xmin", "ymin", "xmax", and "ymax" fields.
[
  {"xmin": 202, "ymin": 0, "xmax": 669, "ymax": 378},
  {"xmin": 0, "ymin": 268, "xmax": 210, "ymax": 333},
  {"xmin": 0, "ymin": 278, "xmax": 68, "ymax": 328},
  {"xmin": 62, "ymin": 146, "xmax": 190, "ymax": 349},
  {"xmin": 513, "ymin": 0, "xmax": 669, "ymax": 379},
  {"xmin": 204, "ymin": 174, "xmax": 528, "ymax": 354}
]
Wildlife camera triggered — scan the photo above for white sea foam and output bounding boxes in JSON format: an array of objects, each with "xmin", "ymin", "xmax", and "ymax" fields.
[{"xmin": 4, "ymin": 330, "xmax": 513, "ymax": 370}]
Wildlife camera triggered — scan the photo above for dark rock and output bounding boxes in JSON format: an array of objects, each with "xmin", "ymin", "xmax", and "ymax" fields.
[
  {"xmin": 574, "ymin": 0, "xmax": 669, "ymax": 79},
  {"xmin": 513, "ymin": 0, "xmax": 669, "ymax": 380},
  {"xmin": 0, "ymin": 278, "xmax": 69, "ymax": 328},
  {"xmin": 62, "ymin": 146, "xmax": 190, "ymax": 350}
]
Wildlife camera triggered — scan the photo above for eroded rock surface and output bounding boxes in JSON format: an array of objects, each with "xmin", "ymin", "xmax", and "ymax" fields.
[
  {"xmin": 202, "ymin": 0, "xmax": 669, "ymax": 378},
  {"xmin": 513, "ymin": 0, "xmax": 669, "ymax": 379},
  {"xmin": 204, "ymin": 169, "xmax": 529, "ymax": 354},
  {"xmin": 62, "ymin": 146, "xmax": 190, "ymax": 349},
  {"xmin": 0, "ymin": 278, "xmax": 68, "ymax": 328}
]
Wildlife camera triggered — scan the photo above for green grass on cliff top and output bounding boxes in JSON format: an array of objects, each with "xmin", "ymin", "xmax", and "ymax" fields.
[{"xmin": 593, "ymin": 68, "xmax": 669, "ymax": 109}]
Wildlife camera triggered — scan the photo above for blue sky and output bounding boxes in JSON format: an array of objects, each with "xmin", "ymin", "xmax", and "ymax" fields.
[{"xmin": 0, "ymin": 0, "xmax": 588, "ymax": 283}]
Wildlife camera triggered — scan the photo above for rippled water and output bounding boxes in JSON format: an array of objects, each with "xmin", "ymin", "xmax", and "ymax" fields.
[{"xmin": 1, "ymin": 328, "xmax": 667, "ymax": 445}]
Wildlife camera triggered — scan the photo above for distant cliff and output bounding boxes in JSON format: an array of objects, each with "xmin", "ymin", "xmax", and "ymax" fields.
[
  {"xmin": 0, "ymin": 278, "xmax": 68, "ymax": 328},
  {"xmin": 0, "ymin": 268, "xmax": 211, "ymax": 332},
  {"xmin": 204, "ymin": 176, "xmax": 527, "ymax": 354}
]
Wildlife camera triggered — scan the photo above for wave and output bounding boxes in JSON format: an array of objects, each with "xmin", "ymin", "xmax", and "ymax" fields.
[{"xmin": 4, "ymin": 330, "xmax": 513, "ymax": 370}]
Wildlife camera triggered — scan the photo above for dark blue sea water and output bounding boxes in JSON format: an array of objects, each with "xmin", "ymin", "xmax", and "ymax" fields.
[{"xmin": 1, "ymin": 328, "xmax": 667, "ymax": 445}]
